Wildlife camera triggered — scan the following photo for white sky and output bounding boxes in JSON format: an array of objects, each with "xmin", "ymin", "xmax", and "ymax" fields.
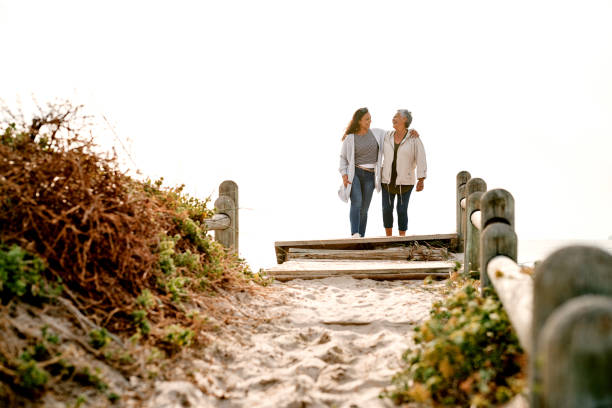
[{"xmin": 2, "ymin": 0, "xmax": 612, "ymax": 271}]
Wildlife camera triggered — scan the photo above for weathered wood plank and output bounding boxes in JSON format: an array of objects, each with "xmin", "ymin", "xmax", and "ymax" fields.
[
  {"xmin": 274, "ymin": 233, "xmax": 457, "ymax": 264},
  {"xmin": 264, "ymin": 259, "xmax": 455, "ymax": 281},
  {"xmin": 287, "ymin": 246, "xmax": 449, "ymax": 261},
  {"xmin": 268, "ymin": 259, "xmax": 454, "ymax": 271},
  {"xmin": 275, "ymin": 233, "xmax": 457, "ymax": 247},
  {"xmin": 270, "ymin": 272, "xmax": 449, "ymax": 282},
  {"xmin": 265, "ymin": 266, "xmax": 451, "ymax": 276}
]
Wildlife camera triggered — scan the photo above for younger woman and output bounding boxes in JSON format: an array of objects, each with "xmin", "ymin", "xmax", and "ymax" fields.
[{"xmin": 338, "ymin": 107, "xmax": 385, "ymax": 237}]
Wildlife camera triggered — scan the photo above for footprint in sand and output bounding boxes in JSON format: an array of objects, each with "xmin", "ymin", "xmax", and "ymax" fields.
[
  {"xmin": 293, "ymin": 357, "xmax": 326, "ymax": 381},
  {"xmin": 316, "ymin": 332, "xmax": 331, "ymax": 344},
  {"xmin": 316, "ymin": 364, "xmax": 354, "ymax": 392},
  {"xmin": 319, "ymin": 345, "xmax": 353, "ymax": 365}
]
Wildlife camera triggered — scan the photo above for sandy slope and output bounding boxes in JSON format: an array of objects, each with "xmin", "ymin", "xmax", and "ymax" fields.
[{"xmin": 142, "ymin": 277, "xmax": 447, "ymax": 408}]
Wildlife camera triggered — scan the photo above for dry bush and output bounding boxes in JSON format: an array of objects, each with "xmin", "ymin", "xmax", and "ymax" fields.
[
  {"xmin": 1, "ymin": 103, "xmax": 160, "ymax": 314},
  {"xmin": 0, "ymin": 100, "xmax": 267, "ymax": 406},
  {"xmin": 0, "ymin": 101, "xmax": 254, "ymax": 332}
]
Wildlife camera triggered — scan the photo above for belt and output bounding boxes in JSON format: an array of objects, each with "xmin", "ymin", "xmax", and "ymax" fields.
[{"xmin": 356, "ymin": 165, "xmax": 375, "ymax": 173}]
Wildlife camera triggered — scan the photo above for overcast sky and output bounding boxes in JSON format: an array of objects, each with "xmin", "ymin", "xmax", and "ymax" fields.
[{"xmin": 2, "ymin": 0, "xmax": 611, "ymax": 271}]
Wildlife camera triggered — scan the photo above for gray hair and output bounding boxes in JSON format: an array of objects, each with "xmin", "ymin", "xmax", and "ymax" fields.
[{"xmin": 397, "ymin": 109, "xmax": 412, "ymax": 128}]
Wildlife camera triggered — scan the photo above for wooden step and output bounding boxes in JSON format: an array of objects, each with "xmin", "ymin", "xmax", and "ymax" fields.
[
  {"xmin": 287, "ymin": 246, "xmax": 449, "ymax": 261},
  {"xmin": 263, "ymin": 259, "xmax": 457, "ymax": 282},
  {"xmin": 274, "ymin": 233, "xmax": 457, "ymax": 264}
]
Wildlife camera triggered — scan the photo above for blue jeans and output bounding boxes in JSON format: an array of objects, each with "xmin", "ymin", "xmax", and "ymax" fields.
[
  {"xmin": 349, "ymin": 167, "xmax": 375, "ymax": 237},
  {"xmin": 382, "ymin": 185, "xmax": 414, "ymax": 232}
]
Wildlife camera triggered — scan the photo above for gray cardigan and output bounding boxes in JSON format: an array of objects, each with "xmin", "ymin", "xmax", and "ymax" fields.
[{"xmin": 338, "ymin": 128, "xmax": 386, "ymax": 202}]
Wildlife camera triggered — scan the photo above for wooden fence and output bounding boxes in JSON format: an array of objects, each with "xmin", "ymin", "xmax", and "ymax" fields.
[
  {"xmin": 456, "ymin": 171, "xmax": 612, "ymax": 407},
  {"xmin": 204, "ymin": 180, "xmax": 239, "ymax": 252}
]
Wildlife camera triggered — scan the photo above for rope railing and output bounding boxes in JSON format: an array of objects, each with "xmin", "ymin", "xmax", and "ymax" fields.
[{"xmin": 455, "ymin": 170, "xmax": 612, "ymax": 407}]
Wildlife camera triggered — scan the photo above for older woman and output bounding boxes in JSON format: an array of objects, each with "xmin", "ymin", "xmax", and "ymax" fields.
[{"xmin": 380, "ymin": 109, "xmax": 427, "ymax": 236}]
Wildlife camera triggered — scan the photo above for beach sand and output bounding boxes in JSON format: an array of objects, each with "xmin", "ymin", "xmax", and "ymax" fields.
[
  {"xmin": 143, "ymin": 277, "xmax": 448, "ymax": 408},
  {"xmin": 140, "ymin": 241, "xmax": 612, "ymax": 407}
]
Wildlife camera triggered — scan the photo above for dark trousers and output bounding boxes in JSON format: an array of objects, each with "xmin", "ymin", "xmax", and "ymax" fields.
[{"xmin": 382, "ymin": 185, "xmax": 414, "ymax": 231}]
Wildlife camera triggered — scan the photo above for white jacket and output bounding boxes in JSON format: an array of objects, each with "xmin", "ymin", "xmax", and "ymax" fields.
[
  {"xmin": 381, "ymin": 130, "xmax": 427, "ymax": 186},
  {"xmin": 338, "ymin": 128, "xmax": 386, "ymax": 202}
]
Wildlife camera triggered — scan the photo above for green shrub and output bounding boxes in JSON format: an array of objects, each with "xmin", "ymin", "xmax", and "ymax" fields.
[
  {"xmin": 74, "ymin": 367, "xmax": 108, "ymax": 391},
  {"xmin": 136, "ymin": 289, "xmax": 156, "ymax": 309},
  {"xmin": 162, "ymin": 325, "xmax": 194, "ymax": 350},
  {"xmin": 107, "ymin": 392, "xmax": 120, "ymax": 403},
  {"xmin": 89, "ymin": 328, "xmax": 111, "ymax": 349},
  {"xmin": 384, "ymin": 281, "xmax": 526, "ymax": 407},
  {"xmin": 17, "ymin": 360, "xmax": 49, "ymax": 390},
  {"xmin": 174, "ymin": 250, "xmax": 200, "ymax": 271},
  {"xmin": 131, "ymin": 310, "xmax": 151, "ymax": 335},
  {"xmin": 0, "ymin": 245, "xmax": 62, "ymax": 302}
]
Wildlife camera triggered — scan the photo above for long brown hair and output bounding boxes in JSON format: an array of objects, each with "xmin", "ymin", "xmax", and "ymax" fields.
[{"xmin": 342, "ymin": 107, "xmax": 368, "ymax": 141}]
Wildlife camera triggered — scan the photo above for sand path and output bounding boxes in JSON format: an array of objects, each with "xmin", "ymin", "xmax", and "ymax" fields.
[{"xmin": 145, "ymin": 277, "xmax": 447, "ymax": 408}]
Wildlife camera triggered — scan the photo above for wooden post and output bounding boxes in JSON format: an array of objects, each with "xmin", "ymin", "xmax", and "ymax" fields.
[
  {"xmin": 479, "ymin": 189, "xmax": 516, "ymax": 288},
  {"xmin": 463, "ymin": 178, "xmax": 486, "ymax": 275},
  {"xmin": 214, "ymin": 180, "xmax": 239, "ymax": 252},
  {"xmin": 530, "ymin": 245, "xmax": 612, "ymax": 408},
  {"xmin": 456, "ymin": 171, "xmax": 471, "ymax": 252},
  {"xmin": 480, "ymin": 188, "xmax": 515, "ymax": 230},
  {"xmin": 464, "ymin": 190, "xmax": 485, "ymax": 276},
  {"xmin": 480, "ymin": 223, "xmax": 517, "ymax": 288},
  {"xmin": 537, "ymin": 295, "xmax": 612, "ymax": 408},
  {"xmin": 465, "ymin": 177, "xmax": 487, "ymax": 199}
]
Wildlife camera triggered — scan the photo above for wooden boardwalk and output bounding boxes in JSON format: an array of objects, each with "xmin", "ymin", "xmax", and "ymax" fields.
[
  {"xmin": 265, "ymin": 233, "xmax": 459, "ymax": 281},
  {"xmin": 274, "ymin": 233, "xmax": 457, "ymax": 263}
]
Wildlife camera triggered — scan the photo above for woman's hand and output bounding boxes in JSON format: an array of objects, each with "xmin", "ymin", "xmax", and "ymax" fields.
[
  {"xmin": 342, "ymin": 174, "xmax": 351, "ymax": 187},
  {"xmin": 409, "ymin": 129, "xmax": 420, "ymax": 138},
  {"xmin": 416, "ymin": 178, "xmax": 425, "ymax": 192}
]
